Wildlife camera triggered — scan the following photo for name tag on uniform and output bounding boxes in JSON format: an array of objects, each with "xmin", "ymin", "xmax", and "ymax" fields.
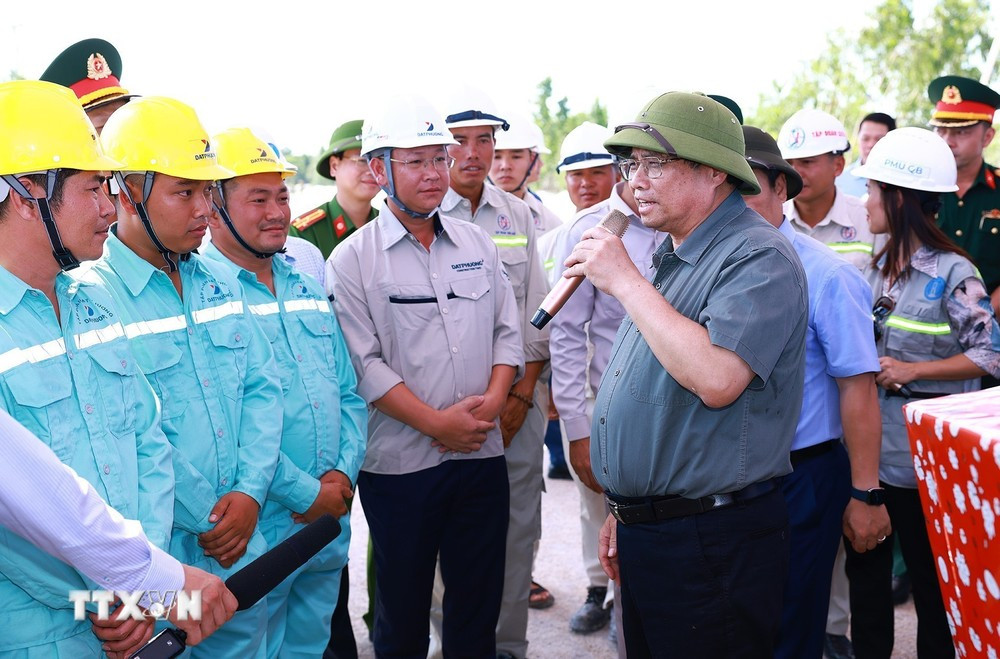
[{"xmin": 980, "ymin": 208, "xmax": 1000, "ymax": 233}]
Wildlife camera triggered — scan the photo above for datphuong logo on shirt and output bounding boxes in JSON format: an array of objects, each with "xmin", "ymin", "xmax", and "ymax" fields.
[
  {"xmin": 199, "ymin": 280, "xmax": 234, "ymax": 305},
  {"xmin": 451, "ymin": 259, "xmax": 484, "ymax": 273},
  {"xmin": 75, "ymin": 299, "xmax": 114, "ymax": 325}
]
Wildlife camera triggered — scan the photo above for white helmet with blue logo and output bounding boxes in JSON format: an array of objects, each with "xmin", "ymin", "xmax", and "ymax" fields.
[
  {"xmin": 360, "ymin": 95, "xmax": 457, "ymax": 157},
  {"xmin": 778, "ymin": 108, "xmax": 850, "ymax": 160},
  {"xmin": 852, "ymin": 127, "xmax": 958, "ymax": 193}
]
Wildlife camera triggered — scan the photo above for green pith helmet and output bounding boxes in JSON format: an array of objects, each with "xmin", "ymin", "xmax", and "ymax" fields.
[
  {"xmin": 39, "ymin": 38, "xmax": 134, "ymax": 110},
  {"xmin": 605, "ymin": 91, "xmax": 760, "ymax": 195},
  {"xmin": 927, "ymin": 75, "xmax": 1000, "ymax": 127},
  {"xmin": 315, "ymin": 119, "xmax": 365, "ymax": 180}
]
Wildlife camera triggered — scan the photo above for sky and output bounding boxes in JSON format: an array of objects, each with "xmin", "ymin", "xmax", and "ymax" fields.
[{"xmin": 3, "ymin": 0, "xmax": 987, "ymax": 156}]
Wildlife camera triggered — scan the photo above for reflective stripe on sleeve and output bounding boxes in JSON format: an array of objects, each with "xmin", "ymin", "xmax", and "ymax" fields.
[
  {"xmin": 0, "ymin": 338, "xmax": 67, "ymax": 374},
  {"xmin": 191, "ymin": 301, "xmax": 244, "ymax": 324},
  {"xmin": 492, "ymin": 235, "xmax": 528, "ymax": 248},
  {"xmin": 123, "ymin": 315, "xmax": 187, "ymax": 339},
  {"xmin": 74, "ymin": 322, "xmax": 126, "ymax": 349},
  {"xmin": 885, "ymin": 316, "xmax": 951, "ymax": 335},
  {"xmin": 827, "ymin": 242, "xmax": 873, "ymax": 255}
]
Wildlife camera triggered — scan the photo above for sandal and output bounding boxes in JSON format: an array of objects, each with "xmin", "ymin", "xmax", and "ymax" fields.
[{"xmin": 529, "ymin": 580, "xmax": 555, "ymax": 609}]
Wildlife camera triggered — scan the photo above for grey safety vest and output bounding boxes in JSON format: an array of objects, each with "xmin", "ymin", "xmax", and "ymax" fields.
[{"xmin": 866, "ymin": 249, "xmax": 982, "ymax": 486}]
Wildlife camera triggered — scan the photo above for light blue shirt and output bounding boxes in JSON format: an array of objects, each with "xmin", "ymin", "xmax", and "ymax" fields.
[
  {"xmin": 80, "ymin": 231, "xmax": 282, "ymax": 574},
  {"xmin": 202, "ymin": 242, "xmax": 367, "ymax": 522},
  {"xmin": 836, "ymin": 159, "xmax": 868, "ymax": 199},
  {"xmin": 778, "ymin": 219, "xmax": 880, "ymax": 450},
  {"xmin": 0, "ymin": 267, "xmax": 174, "ymax": 650}
]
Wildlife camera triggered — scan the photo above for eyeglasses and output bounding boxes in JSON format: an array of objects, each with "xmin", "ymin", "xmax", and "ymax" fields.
[
  {"xmin": 342, "ymin": 157, "xmax": 371, "ymax": 170},
  {"xmin": 618, "ymin": 156, "xmax": 684, "ymax": 181},
  {"xmin": 388, "ymin": 155, "xmax": 455, "ymax": 172},
  {"xmin": 872, "ymin": 295, "xmax": 895, "ymax": 342}
]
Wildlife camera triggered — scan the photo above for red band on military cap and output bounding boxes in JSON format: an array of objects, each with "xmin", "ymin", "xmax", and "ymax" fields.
[
  {"xmin": 933, "ymin": 99, "xmax": 996, "ymax": 122},
  {"xmin": 69, "ymin": 74, "xmax": 123, "ymax": 101}
]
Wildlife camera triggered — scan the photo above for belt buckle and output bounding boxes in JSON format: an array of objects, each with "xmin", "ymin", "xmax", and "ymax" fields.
[
  {"xmin": 607, "ymin": 498, "xmax": 626, "ymax": 524},
  {"xmin": 709, "ymin": 493, "xmax": 734, "ymax": 510}
]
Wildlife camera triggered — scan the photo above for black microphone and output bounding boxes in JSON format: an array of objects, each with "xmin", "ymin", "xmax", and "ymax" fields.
[
  {"xmin": 530, "ymin": 209, "xmax": 631, "ymax": 330},
  {"xmin": 226, "ymin": 514, "xmax": 341, "ymax": 610},
  {"xmin": 129, "ymin": 515, "xmax": 341, "ymax": 658}
]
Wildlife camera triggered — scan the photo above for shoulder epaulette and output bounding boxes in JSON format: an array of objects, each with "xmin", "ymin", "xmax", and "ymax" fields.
[{"xmin": 291, "ymin": 208, "xmax": 326, "ymax": 231}]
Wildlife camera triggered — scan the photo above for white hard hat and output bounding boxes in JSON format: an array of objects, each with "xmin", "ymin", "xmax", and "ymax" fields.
[
  {"xmin": 778, "ymin": 108, "xmax": 851, "ymax": 160},
  {"xmin": 360, "ymin": 94, "xmax": 458, "ymax": 157},
  {"xmin": 557, "ymin": 121, "xmax": 614, "ymax": 173},
  {"xmin": 852, "ymin": 127, "xmax": 958, "ymax": 193},
  {"xmin": 495, "ymin": 111, "xmax": 550, "ymax": 154},
  {"xmin": 442, "ymin": 84, "xmax": 509, "ymax": 130}
]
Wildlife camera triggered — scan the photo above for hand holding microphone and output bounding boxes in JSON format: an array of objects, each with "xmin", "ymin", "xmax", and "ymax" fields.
[
  {"xmin": 531, "ymin": 210, "xmax": 631, "ymax": 329},
  {"xmin": 129, "ymin": 515, "xmax": 341, "ymax": 658}
]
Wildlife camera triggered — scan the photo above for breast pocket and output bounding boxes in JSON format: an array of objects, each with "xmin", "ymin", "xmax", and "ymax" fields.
[
  {"xmin": 448, "ymin": 275, "xmax": 493, "ymax": 353},
  {"xmin": 497, "ymin": 245, "xmax": 528, "ymax": 302},
  {"xmin": 296, "ymin": 312, "xmax": 338, "ymax": 378},
  {"xmin": 4, "ymin": 359, "xmax": 74, "ymax": 458},
  {"xmin": 86, "ymin": 342, "xmax": 137, "ymax": 435},
  {"xmin": 627, "ymin": 342, "xmax": 699, "ymax": 408},
  {"xmin": 131, "ymin": 334, "xmax": 189, "ymax": 421},
  {"xmin": 204, "ymin": 319, "xmax": 250, "ymax": 402}
]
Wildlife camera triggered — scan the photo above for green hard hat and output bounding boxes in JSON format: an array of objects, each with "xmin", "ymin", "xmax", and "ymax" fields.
[
  {"xmin": 605, "ymin": 91, "xmax": 760, "ymax": 194},
  {"xmin": 316, "ymin": 119, "xmax": 365, "ymax": 180}
]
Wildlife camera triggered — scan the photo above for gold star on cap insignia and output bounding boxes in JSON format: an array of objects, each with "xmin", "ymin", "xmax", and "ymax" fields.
[
  {"xmin": 86, "ymin": 53, "xmax": 111, "ymax": 81},
  {"xmin": 942, "ymin": 85, "xmax": 962, "ymax": 105}
]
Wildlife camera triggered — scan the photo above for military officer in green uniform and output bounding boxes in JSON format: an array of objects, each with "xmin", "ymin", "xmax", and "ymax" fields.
[
  {"xmin": 40, "ymin": 37, "xmax": 136, "ymax": 133},
  {"xmin": 928, "ymin": 75, "xmax": 1000, "ymax": 315},
  {"xmin": 289, "ymin": 119, "xmax": 380, "ymax": 259}
]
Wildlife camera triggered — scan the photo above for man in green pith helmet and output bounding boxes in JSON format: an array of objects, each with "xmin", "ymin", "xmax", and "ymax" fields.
[
  {"xmin": 290, "ymin": 120, "xmax": 380, "ymax": 259},
  {"xmin": 565, "ymin": 90, "xmax": 807, "ymax": 656},
  {"xmin": 927, "ymin": 74, "xmax": 1000, "ymax": 316},
  {"xmin": 39, "ymin": 37, "xmax": 137, "ymax": 134}
]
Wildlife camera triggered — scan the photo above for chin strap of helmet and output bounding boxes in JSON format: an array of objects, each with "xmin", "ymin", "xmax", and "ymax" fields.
[
  {"xmin": 212, "ymin": 182, "xmax": 285, "ymax": 259},
  {"xmin": 2, "ymin": 170, "xmax": 80, "ymax": 270},
  {"xmin": 379, "ymin": 152, "xmax": 437, "ymax": 220},
  {"xmin": 114, "ymin": 171, "xmax": 190, "ymax": 273}
]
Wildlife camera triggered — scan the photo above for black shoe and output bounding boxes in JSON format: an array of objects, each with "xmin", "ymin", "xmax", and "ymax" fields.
[
  {"xmin": 547, "ymin": 463, "xmax": 572, "ymax": 480},
  {"xmin": 570, "ymin": 586, "xmax": 610, "ymax": 634},
  {"xmin": 892, "ymin": 572, "xmax": 912, "ymax": 606},
  {"xmin": 823, "ymin": 633, "xmax": 855, "ymax": 659}
]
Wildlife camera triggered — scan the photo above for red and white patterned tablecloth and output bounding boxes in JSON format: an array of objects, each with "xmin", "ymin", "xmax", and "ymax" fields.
[{"xmin": 904, "ymin": 388, "xmax": 1000, "ymax": 658}]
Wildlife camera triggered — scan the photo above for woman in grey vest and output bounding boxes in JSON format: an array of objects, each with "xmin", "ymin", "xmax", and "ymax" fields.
[{"xmin": 846, "ymin": 127, "xmax": 1000, "ymax": 659}]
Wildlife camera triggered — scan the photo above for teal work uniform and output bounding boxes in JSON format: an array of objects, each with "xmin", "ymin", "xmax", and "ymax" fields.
[
  {"xmin": 289, "ymin": 196, "xmax": 378, "ymax": 260},
  {"xmin": 202, "ymin": 242, "xmax": 368, "ymax": 656},
  {"xmin": 937, "ymin": 160, "xmax": 1000, "ymax": 292},
  {"xmin": 80, "ymin": 231, "xmax": 283, "ymax": 659},
  {"xmin": 0, "ymin": 267, "xmax": 173, "ymax": 656}
]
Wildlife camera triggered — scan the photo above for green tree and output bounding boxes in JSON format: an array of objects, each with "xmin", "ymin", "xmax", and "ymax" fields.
[
  {"xmin": 533, "ymin": 77, "xmax": 608, "ymax": 191},
  {"xmin": 749, "ymin": 0, "xmax": 993, "ymax": 160},
  {"xmin": 282, "ymin": 150, "xmax": 331, "ymax": 186}
]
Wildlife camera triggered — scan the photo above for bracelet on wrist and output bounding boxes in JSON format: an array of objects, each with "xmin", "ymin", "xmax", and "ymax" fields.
[{"xmin": 508, "ymin": 390, "xmax": 534, "ymax": 408}]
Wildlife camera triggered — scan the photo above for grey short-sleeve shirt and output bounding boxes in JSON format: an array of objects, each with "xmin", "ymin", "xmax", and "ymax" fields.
[{"xmin": 592, "ymin": 191, "xmax": 807, "ymax": 498}]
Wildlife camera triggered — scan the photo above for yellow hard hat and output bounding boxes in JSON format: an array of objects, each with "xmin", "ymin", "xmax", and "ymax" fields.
[
  {"xmin": 0, "ymin": 79, "xmax": 122, "ymax": 176},
  {"xmin": 100, "ymin": 96, "xmax": 234, "ymax": 180},
  {"xmin": 213, "ymin": 127, "xmax": 296, "ymax": 179}
]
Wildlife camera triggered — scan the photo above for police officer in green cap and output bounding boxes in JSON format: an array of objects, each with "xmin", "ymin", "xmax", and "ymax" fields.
[
  {"xmin": 561, "ymin": 91, "xmax": 808, "ymax": 656},
  {"xmin": 40, "ymin": 37, "xmax": 136, "ymax": 133},
  {"xmin": 928, "ymin": 75, "xmax": 1000, "ymax": 315},
  {"xmin": 290, "ymin": 119, "xmax": 380, "ymax": 259}
]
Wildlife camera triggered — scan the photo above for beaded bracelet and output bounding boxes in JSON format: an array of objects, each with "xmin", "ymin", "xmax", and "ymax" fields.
[{"xmin": 508, "ymin": 390, "xmax": 534, "ymax": 408}]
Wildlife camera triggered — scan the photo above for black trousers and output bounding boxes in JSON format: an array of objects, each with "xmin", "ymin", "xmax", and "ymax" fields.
[
  {"xmin": 845, "ymin": 483, "xmax": 954, "ymax": 659},
  {"xmin": 617, "ymin": 488, "xmax": 789, "ymax": 658}
]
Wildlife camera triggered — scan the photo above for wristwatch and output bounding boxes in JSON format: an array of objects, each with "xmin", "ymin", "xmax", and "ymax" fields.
[{"xmin": 851, "ymin": 486, "xmax": 886, "ymax": 506}]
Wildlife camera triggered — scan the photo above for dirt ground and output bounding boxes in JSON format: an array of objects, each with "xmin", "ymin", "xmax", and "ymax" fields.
[{"xmin": 344, "ymin": 458, "xmax": 920, "ymax": 658}]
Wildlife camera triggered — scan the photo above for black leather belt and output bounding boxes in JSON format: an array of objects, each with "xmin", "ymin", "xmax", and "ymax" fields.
[
  {"xmin": 606, "ymin": 478, "xmax": 778, "ymax": 526},
  {"xmin": 790, "ymin": 438, "xmax": 839, "ymax": 466}
]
